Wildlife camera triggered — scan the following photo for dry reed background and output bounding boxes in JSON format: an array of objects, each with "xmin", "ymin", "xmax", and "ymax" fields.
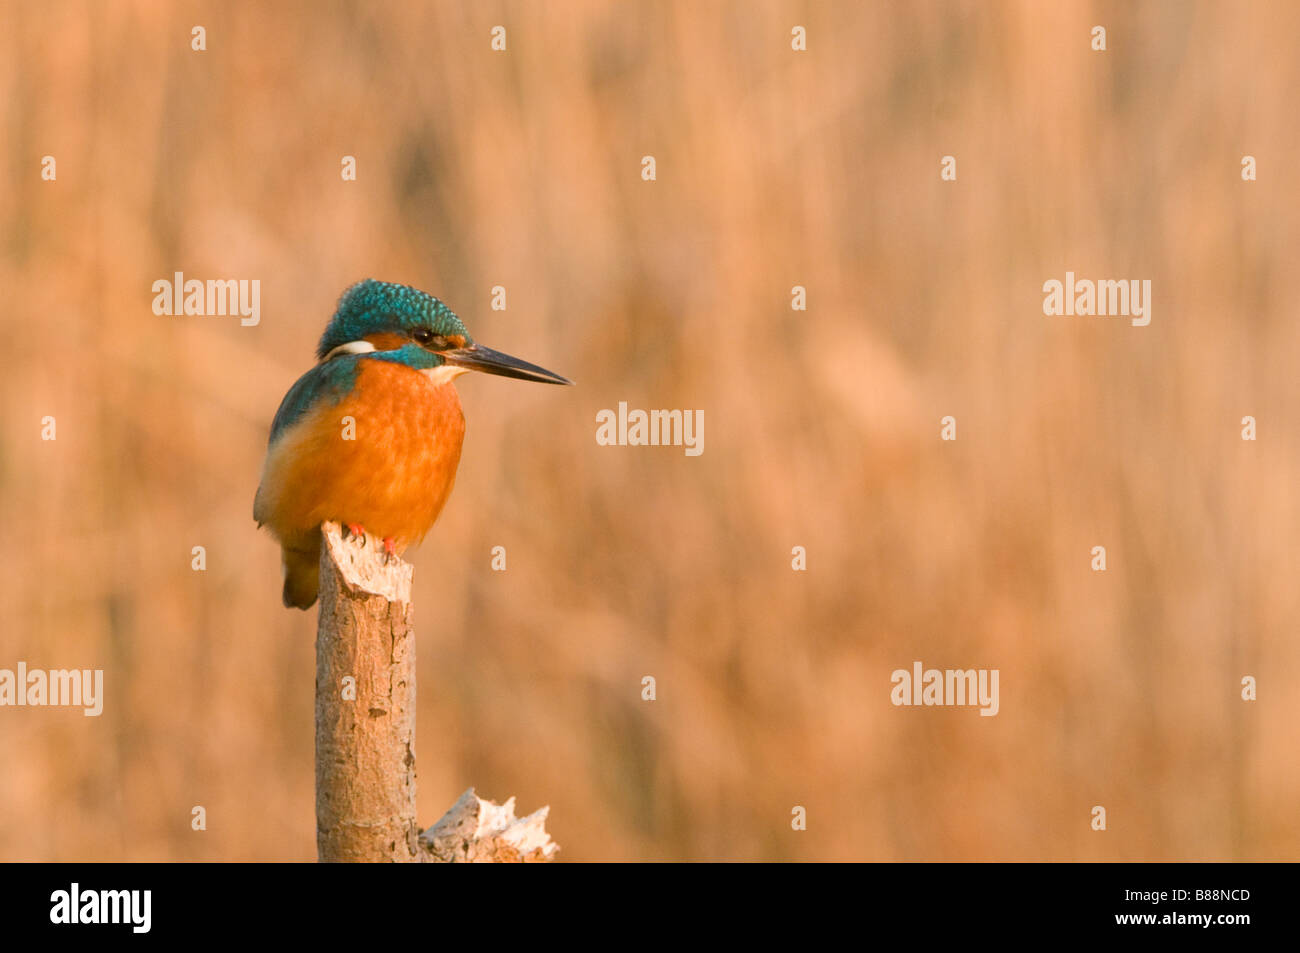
[{"xmin": 0, "ymin": 0, "xmax": 1297, "ymax": 861}]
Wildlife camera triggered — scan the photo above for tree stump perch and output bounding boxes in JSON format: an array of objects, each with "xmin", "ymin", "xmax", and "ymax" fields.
[
  {"xmin": 313, "ymin": 521, "xmax": 557, "ymax": 863},
  {"xmin": 315, "ymin": 522, "xmax": 418, "ymax": 861}
]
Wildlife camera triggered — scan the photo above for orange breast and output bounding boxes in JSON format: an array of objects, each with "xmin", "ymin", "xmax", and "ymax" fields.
[{"xmin": 255, "ymin": 359, "xmax": 466, "ymax": 551}]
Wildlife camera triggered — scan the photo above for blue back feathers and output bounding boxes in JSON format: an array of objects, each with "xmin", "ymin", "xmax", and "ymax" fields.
[{"xmin": 266, "ymin": 356, "xmax": 363, "ymax": 446}]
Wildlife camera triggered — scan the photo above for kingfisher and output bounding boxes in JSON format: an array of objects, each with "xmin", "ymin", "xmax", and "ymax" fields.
[{"xmin": 254, "ymin": 279, "xmax": 571, "ymax": 609}]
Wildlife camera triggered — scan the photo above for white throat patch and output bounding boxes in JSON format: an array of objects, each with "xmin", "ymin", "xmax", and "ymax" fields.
[{"xmin": 423, "ymin": 365, "xmax": 470, "ymax": 385}]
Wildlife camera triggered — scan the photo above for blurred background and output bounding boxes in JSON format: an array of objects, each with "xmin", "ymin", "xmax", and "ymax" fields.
[{"xmin": 1, "ymin": 0, "xmax": 1297, "ymax": 861}]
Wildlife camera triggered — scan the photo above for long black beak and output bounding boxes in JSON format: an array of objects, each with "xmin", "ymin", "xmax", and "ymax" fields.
[{"xmin": 442, "ymin": 343, "xmax": 572, "ymax": 385}]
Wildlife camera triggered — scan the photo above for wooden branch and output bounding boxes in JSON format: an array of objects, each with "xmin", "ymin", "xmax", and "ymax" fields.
[
  {"xmin": 313, "ymin": 521, "xmax": 558, "ymax": 863},
  {"xmin": 315, "ymin": 521, "xmax": 418, "ymax": 862}
]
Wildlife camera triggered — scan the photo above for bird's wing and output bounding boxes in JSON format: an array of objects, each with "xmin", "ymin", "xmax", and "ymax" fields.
[
  {"xmin": 265, "ymin": 356, "xmax": 363, "ymax": 447},
  {"xmin": 253, "ymin": 357, "xmax": 364, "ymax": 524}
]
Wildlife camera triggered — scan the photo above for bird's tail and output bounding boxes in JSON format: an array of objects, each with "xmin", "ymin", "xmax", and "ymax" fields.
[{"xmin": 281, "ymin": 536, "xmax": 321, "ymax": 610}]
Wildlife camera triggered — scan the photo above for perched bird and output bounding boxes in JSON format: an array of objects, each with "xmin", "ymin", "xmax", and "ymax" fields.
[{"xmin": 254, "ymin": 279, "xmax": 571, "ymax": 609}]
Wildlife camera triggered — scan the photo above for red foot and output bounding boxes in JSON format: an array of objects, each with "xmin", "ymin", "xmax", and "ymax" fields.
[
  {"xmin": 345, "ymin": 523, "xmax": 366, "ymax": 542},
  {"xmin": 382, "ymin": 537, "xmax": 398, "ymax": 560}
]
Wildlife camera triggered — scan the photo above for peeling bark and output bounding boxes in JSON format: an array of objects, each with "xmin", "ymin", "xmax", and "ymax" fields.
[{"xmin": 420, "ymin": 788, "xmax": 559, "ymax": 863}]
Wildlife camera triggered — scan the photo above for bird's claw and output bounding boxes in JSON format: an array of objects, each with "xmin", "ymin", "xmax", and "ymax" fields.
[
  {"xmin": 381, "ymin": 537, "xmax": 398, "ymax": 562},
  {"xmin": 345, "ymin": 523, "xmax": 367, "ymax": 545}
]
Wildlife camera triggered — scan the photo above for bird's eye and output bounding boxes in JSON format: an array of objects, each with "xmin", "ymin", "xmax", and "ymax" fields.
[{"xmin": 412, "ymin": 328, "xmax": 451, "ymax": 349}]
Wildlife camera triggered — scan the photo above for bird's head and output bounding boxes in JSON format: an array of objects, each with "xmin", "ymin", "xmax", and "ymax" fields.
[{"xmin": 317, "ymin": 279, "xmax": 571, "ymax": 385}]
